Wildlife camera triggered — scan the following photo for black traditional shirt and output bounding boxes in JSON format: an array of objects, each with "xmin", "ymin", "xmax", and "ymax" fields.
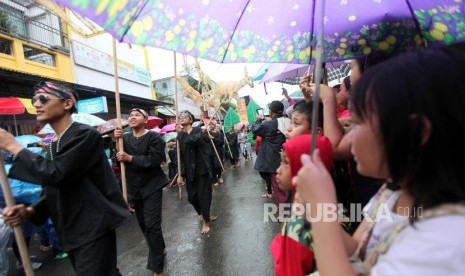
[
  {"xmin": 9, "ymin": 122, "xmax": 129, "ymax": 251},
  {"xmin": 122, "ymin": 131, "xmax": 168, "ymax": 199}
]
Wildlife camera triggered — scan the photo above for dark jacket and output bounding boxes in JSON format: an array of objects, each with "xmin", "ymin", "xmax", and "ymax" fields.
[
  {"xmin": 207, "ymin": 130, "xmax": 224, "ymax": 170},
  {"xmin": 177, "ymin": 126, "xmax": 213, "ymax": 182},
  {"xmin": 225, "ymin": 131, "xmax": 239, "ymax": 159},
  {"xmin": 123, "ymin": 131, "xmax": 169, "ymax": 199},
  {"xmin": 9, "ymin": 123, "xmax": 129, "ymax": 252},
  {"xmin": 252, "ymin": 117, "xmax": 286, "ymax": 173}
]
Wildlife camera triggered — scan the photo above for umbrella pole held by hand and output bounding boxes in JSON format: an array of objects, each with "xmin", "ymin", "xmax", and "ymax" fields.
[
  {"xmin": 112, "ymin": 38, "xmax": 128, "ymax": 203},
  {"xmin": 309, "ymin": 0, "xmax": 326, "ymax": 157},
  {"xmin": 0, "ymin": 156, "xmax": 34, "ymax": 276}
]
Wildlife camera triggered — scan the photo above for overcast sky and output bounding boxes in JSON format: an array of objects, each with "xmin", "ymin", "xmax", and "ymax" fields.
[{"xmin": 146, "ymin": 47, "xmax": 299, "ymax": 108}]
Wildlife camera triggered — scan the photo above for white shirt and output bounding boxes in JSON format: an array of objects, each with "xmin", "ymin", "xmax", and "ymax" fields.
[{"xmin": 372, "ymin": 215, "xmax": 465, "ymax": 275}]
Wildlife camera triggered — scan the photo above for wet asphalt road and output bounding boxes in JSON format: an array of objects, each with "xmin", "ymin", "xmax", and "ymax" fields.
[{"xmin": 10, "ymin": 157, "xmax": 280, "ymax": 275}]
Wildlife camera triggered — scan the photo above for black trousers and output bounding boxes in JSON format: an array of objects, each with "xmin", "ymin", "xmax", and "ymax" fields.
[
  {"xmin": 133, "ymin": 189, "xmax": 165, "ymax": 273},
  {"xmin": 259, "ymin": 171, "xmax": 273, "ymax": 195},
  {"xmin": 68, "ymin": 229, "xmax": 119, "ymax": 276},
  {"xmin": 186, "ymin": 173, "xmax": 213, "ymax": 222}
]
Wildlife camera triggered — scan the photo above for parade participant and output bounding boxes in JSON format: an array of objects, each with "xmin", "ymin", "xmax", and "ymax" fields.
[
  {"xmin": 206, "ymin": 119, "xmax": 224, "ymax": 186},
  {"xmin": 238, "ymin": 126, "xmax": 251, "ymax": 161},
  {"xmin": 225, "ymin": 126, "xmax": 239, "ymax": 168},
  {"xmin": 252, "ymin": 100, "xmax": 290, "ymax": 201},
  {"xmin": 114, "ymin": 108, "xmax": 168, "ymax": 276},
  {"xmin": 294, "ymin": 48, "xmax": 465, "ymax": 275},
  {"xmin": 0, "ymin": 81, "xmax": 129, "ymax": 276},
  {"xmin": 176, "ymin": 110, "xmax": 214, "ymax": 234}
]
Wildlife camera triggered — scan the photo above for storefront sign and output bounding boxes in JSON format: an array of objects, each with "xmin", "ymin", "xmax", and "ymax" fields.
[
  {"xmin": 72, "ymin": 41, "xmax": 151, "ymax": 86},
  {"xmin": 78, "ymin": 96, "xmax": 108, "ymax": 114}
]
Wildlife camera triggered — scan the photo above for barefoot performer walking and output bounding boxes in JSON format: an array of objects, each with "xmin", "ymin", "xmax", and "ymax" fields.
[{"xmin": 176, "ymin": 110, "xmax": 214, "ymax": 234}]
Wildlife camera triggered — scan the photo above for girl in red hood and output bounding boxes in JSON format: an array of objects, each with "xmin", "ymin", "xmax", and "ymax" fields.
[{"xmin": 271, "ymin": 134, "xmax": 333, "ymax": 276}]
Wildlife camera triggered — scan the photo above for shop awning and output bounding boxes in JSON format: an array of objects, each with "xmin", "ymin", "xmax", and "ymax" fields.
[{"xmin": 0, "ymin": 97, "xmax": 37, "ymax": 115}]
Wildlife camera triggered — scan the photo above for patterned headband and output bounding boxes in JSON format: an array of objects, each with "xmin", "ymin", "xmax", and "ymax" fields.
[
  {"xmin": 130, "ymin": 108, "xmax": 148, "ymax": 118},
  {"xmin": 34, "ymin": 81, "xmax": 77, "ymax": 108}
]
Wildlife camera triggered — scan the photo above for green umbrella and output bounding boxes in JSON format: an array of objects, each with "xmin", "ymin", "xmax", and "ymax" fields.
[
  {"xmin": 246, "ymin": 101, "xmax": 261, "ymax": 146},
  {"xmin": 246, "ymin": 101, "xmax": 261, "ymax": 125},
  {"xmin": 223, "ymin": 107, "xmax": 240, "ymax": 132}
]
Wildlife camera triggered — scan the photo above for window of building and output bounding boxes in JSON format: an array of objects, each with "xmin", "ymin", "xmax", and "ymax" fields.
[
  {"xmin": 0, "ymin": 37, "xmax": 12, "ymax": 55},
  {"xmin": 0, "ymin": 5, "xmax": 27, "ymax": 38},
  {"xmin": 23, "ymin": 46, "xmax": 55, "ymax": 66}
]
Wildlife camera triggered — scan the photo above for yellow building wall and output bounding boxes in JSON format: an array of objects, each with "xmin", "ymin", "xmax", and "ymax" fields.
[{"xmin": 0, "ymin": 33, "xmax": 74, "ymax": 82}]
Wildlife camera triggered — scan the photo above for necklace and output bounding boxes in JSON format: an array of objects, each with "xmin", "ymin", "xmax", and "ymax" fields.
[{"xmin": 49, "ymin": 121, "xmax": 74, "ymax": 160}]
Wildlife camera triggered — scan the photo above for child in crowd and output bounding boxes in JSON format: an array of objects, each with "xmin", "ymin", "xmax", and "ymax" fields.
[
  {"xmin": 294, "ymin": 48, "xmax": 465, "ymax": 275},
  {"xmin": 271, "ymin": 134, "xmax": 333, "ymax": 276}
]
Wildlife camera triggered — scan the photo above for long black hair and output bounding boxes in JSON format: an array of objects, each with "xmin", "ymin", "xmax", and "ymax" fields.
[{"xmin": 351, "ymin": 48, "xmax": 465, "ymax": 212}]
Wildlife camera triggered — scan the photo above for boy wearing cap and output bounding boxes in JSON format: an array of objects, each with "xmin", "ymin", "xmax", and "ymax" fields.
[
  {"xmin": 252, "ymin": 100, "xmax": 291, "ymax": 200},
  {"xmin": 114, "ymin": 108, "xmax": 168, "ymax": 276},
  {"xmin": 0, "ymin": 81, "xmax": 129, "ymax": 276}
]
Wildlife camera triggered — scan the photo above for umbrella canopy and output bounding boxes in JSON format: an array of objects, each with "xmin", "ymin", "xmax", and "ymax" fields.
[
  {"xmin": 246, "ymin": 101, "xmax": 261, "ymax": 125},
  {"xmin": 260, "ymin": 62, "xmax": 352, "ymax": 84},
  {"xmin": 163, "ymin": 131, "xmax": 178, "ymax": 143},
  {"xmin": 0, "ymin": 97, "xmax": 37, "ymax": 115},
  {"xmin": 223, "ymin": 107, "xmax": 240, "ymax": 131},
  {"xmin": 146, "ymin": 116, "xmax": 164, "ymax": 129},
  {"xmin": 150, "ymin": 126, "xmax": 162, "ymax": 133},
  {"xmin": 160, "ymin": 123, "xmax": 176, "ymax": 133},
  {"xmin": 55, "ymin": 0, "xmax": 464, "ymax": 64},
  {"xmin": 97, "ymin": 118, "xmax": 129, "ymax": 135},
  {"xmin": 38, "ymin": 113, "xmax": 107, "ymax": 134},
  {"xmin": 14, "ymin": 135, "xmax": 42, "ymax": 147}
]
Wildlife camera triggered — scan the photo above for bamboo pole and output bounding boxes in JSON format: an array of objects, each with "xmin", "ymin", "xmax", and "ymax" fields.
[
  {"xmin": 216, "ymin": 111, "xmax": 234, "ymax": 159},
  {"xmin": 112, "ymin": 38, "xmax": 128, "ymax": 203},
  {"xmin": 168, "ymin": 172, "xmax": 178, "ymax": 187},
  {"xmin": 202, "ymin": 118, "xmax": 225, "ymax": 172},
  {"xmin": 174, "ymin": 52, "xmax": 183, "ymax": 200},
  {"xmin": 0, "ymin": 156, "xmax": 34, "ymax": 276}
]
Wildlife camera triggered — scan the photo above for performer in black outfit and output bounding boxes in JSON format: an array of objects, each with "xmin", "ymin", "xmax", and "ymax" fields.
[
  {"xmin": 1, "ymin": 81, "xmax": 129, "ymax": 276},
  {"xmin": 176, "ymin": 110, "xmax": 214, "ymax": 234},
  {"xmin": 115, "ymin": 108, "xmax": 168, "ymax": 276}
]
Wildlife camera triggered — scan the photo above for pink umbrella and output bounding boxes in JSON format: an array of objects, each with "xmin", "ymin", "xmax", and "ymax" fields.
[
  {"xmin": 150, "ymin": 127, "xmax": 162, "ymax": 133},
  {"xmin": 160, "ymin": 123, "xmax": 176, "ymax": 133}
]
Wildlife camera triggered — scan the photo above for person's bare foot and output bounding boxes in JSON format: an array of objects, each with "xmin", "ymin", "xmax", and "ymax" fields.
[
  {"xmin": 154, "ymin": 272, "xmax": 163, "ymax": 276},
  {"xmin": 213, "ymin": 182, "xmax": 219, "ymax": 187},
  {"xmin": 218, "ymin": 178, "xmax": 224, "ymax": 184},
  {"xmin": 201, "ymin": 220, "xmax": 210, "ymax": 234}
]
